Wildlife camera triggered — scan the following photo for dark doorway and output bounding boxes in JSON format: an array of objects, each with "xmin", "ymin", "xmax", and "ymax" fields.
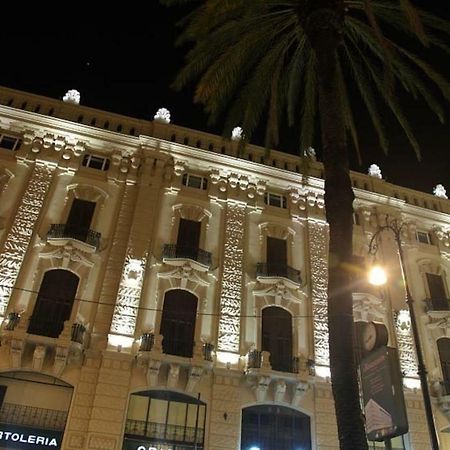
[
  {"xmin": 66, "ymin": 198, "xmax": 96, "ymax": 242},
  {"xmin": 262, "ymin": 306, "xmax": 293, "ymax": 372},
  {"xmin": 426, "ymin": 273, "xmax": 448, "ymax": 310},
  {"xmin": 160, "ymin": 290, "xmax": 197, "ymax": 357},
  {"xmin": 266, "ymin": 237, "xmax": 287, "ymax": 277},
  {"xmin": 176, "ymin": 219, "xmax": 201, "ymax": 260},
  {"xmin": 28, "ymin": 269, "xmax": 79, "ymax": 337}
]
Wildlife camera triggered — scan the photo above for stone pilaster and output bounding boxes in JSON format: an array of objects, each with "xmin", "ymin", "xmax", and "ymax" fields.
[
  {"xmin": 85, "ymin": 352, "xmax": 133, "ymax": 450},
  {"xmin": 63, "ymin": 354, "xmax": 101, "ymax": 450},
  {"xmin": 217, "ymin": 201, "xmax": 246, "ymax": 353},
  {"xmin": 0, "ymin": 162, "xmax": 55, "ymax": 317},
  {"xmin": 314, "ymin": 383, "xmax": 339, "ymax": 450},
  {"xmin": 93, "ymin": 183, "xmax": 138, "ymax": 338},
  {"xmin": 108, "ymin": 156, "xmax": 166, "ymax": 340},
  {"xmin": 308, "ymin": 219, "xmax": 329, "ymax": 366},
  {"xmin": 208, "ymin": 374, "xmax": 242, "ymax": 450},
  {"xmin": 405, "ymin": 394, "xmax": 431, "ymax": 450}
]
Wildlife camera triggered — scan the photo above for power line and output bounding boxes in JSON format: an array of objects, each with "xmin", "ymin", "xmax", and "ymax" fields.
[{"xmin": 0, "ymin": 283, "xmax": 327, "ymax": 320}]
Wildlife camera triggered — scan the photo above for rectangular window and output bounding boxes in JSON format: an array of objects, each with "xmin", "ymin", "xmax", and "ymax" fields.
[
  {"xmin": 182, "ymin": 173, "xmax": 208, "ymax": 190},
  {"xmin": 427, "ymin": 273, "xmax": 449, "ymax": 310},
  {"xmin": 264, "ymin": 192, "xmax": 287, "ymax": 208},
  {"xmin": 82, "ymin": 154, "xmax": 110, "ymax": 171},
  {"xmin": 0, "ymin": 135, "xmax": 22, "ymax": 151},
  {"xmin": 417, "ymin": 230, "xmax": 432, "ymax": 245}
]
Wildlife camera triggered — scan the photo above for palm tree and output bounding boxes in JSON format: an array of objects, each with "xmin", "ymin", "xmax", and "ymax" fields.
[{"xmin": 161, "ymin": 1, "xmax": 450, "ymax": 448}]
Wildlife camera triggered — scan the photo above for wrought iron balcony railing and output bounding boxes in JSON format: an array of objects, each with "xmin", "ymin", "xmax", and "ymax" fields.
[
  {"xmin": 47, "ymin": 224, "xmax": 101, "ymax": 249},
  {"xmin": 256, "ymin": 262, "xmax": 301, "ymax": 285},
  {"xmin": 424, "ymin": 298, "xmax": 450, "ymax": 312},
  {"xmin": 162, "ymin": 244, "xmax": 212, "ymax": 268},
  {"xmin": 0, "ymin": 403, "xmax": 68, "ymax": 431},
  {"xmin": 125, "ymin": 419, "xmax": 204, "ymax": 444},
  {"xmin": 246, "ymin": 349, "xmax": 302, "ymax": 374}
]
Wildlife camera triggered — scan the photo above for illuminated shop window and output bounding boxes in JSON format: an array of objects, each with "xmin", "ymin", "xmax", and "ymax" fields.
[
  {"xmin": 241, "ymin": 405, "xmax": 311, "ymax": 450},
  {"xmin": 124, "ymin": 391, "xmax": 206, "ymax": 450}
]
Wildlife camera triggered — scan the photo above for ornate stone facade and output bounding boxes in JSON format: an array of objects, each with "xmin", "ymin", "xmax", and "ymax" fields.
[{"xmin": 0, "ymin": 86, "xmax": 449, "ymax": 450}]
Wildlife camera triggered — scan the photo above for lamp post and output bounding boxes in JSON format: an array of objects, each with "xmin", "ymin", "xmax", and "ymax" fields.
[{"xmin": 368, "ymin": 215, "xmax": 440, "ymax": 450}]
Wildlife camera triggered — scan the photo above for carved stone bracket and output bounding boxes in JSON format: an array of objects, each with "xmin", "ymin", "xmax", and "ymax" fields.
[
  {"xmin": 32, "ymin": 345, "xmax": 46, "ymax": 371},
  {"xmin": 437, "ymin": 395, "xmax": 450, "ymax": 431},
  {"xmin": 146, "ymin": 358, "xmax": 162, "ymax": 387},
  {"xmin": 167, "ymin": 364, "xmax": 180, "ymax": 389},
  {"xmin": 274, "ymin": 379, "xmax": 287, "ymax": 402},
  {"xmin": 186, "ymin": 366, "xmax": 204, "ymax": 392},
  {"xmin": 254, "ymin": 375, "xmax": 271, "ymax": 402},
  {"xmin": 292, "ymin": 380, "xmax": 312, "ymax": 407}
]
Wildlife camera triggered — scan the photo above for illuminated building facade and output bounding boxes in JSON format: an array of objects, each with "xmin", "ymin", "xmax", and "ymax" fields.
[{"xmin": 0, "ymin": 86, "xmax": 449, "ymax": 450}]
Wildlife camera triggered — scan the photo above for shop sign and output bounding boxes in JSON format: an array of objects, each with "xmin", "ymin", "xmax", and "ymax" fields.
[
  {"xmin": 360, "ymin": 346, "xmax": 408, "ymax": 441},
  {"xmin": 0, "ymin": 426, "xmax": 62, "ymax": 449}
]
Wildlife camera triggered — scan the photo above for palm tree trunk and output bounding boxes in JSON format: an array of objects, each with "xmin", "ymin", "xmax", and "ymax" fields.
[{"xmin": 305, "ymin": 3, "xmax": 368, "ymax": 449}]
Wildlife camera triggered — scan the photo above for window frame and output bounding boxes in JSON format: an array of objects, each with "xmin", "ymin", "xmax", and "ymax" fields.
[
  {"xmin": 0, "ymin": 134, "xmax": 22, "ymax": 152},
  {"xmin": 264, "ymin": 192, "xmax": 287, "ymax": 209},
  {"xmin": 81, "ymin": 153, "xmax": 110, "ymax": 171},
  {"xmin": 416, "ymin": 230, "xmax": 432, "ymax": 245},
  {"xmin": 182, "ymin": 173, "xmax": 208, "ymax": 190}
]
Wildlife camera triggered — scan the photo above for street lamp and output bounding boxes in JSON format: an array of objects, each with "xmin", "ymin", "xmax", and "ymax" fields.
[{"xmin": 368, "ymin": 215, "xmax": 440, "ymax": 450}]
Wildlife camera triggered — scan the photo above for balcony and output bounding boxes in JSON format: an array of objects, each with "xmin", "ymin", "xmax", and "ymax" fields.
[
  {"xmin": 256, "ymin": 262, "xmax": 301, "ymax": 286},
  {"xmin": 125, "ymin": 419, "xmax": 204, "ymax": 447},
  {"xmin": 47, "ymin": 223, "xmax": 101, "ymax": 251},
  {"xmin": 0, "ymin": 403, "xmax": 68, "ymax": 431},
  {"xmin": 162, "ymin": 244, "xmax": 212, "ymax": 269},
  {"xmin": 246, "ymin": 349, "xmax": 306, "ymax": 374}
]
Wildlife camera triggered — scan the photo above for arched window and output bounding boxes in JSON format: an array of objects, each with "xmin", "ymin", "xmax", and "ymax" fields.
[
  {"xmin": 438, "ymin": 338, "xmax": 450, "ymax": 395},
  {"xmin": 28, "ymin": 270, "xmax": 79, "ymax": 338},
  {"xmin": 241, "ymin": 405, "xmax": 311, "ymax": 450},
  {"xmin": 125, "ymin": 391, "xmax": 206, "ymax": 449},
  {"xmin": 262, "ymin": 306, "xmax": 293, "ymax": 372},
  {"xmin": 160, "ymin": 290, "xmax": 197, "ymax": 357}
]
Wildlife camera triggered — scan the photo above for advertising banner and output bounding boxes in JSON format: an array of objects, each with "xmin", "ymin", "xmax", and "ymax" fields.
[{"xmin": 360, "ymin": 346, "xmax": 409, "ymax": 441}]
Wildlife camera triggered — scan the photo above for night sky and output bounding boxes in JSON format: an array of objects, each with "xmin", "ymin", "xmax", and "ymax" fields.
[{"xmin": 0, "ymin": 2, "xmax": 448, "ymax": 195}]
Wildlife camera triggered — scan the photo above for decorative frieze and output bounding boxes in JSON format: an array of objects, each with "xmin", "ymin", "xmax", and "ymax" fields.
[
  {"xmin": 395, "ymin": 309, "xmax": 418, "ymax": 378},
  {"xmin": 110, "ymin": 252, "xmax": 147, "ymax": 337},
  {"xmin": 217, "ymin": 202, "xmax": 246, "ymax": 352},
  {"xmin": 308, "ymin": 220, "xmax": 330, "ymax": 366},
  {"xmin": 0, "ymin": 163, "xmax": 55, "ymax": 317}
]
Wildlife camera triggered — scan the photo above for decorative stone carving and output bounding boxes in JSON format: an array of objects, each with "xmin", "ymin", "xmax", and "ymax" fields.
[
  {"xmin": 0, "ymin": 164, "xmax": 55, "ymax": 318},
  {"xmin": 309, "ymin": 220, "xmax": 329, "ymax": 366},
  {"xmin": 167, "ymin": 363, "xmax": 180, "ymax": 388},
  {"xmin": 217, "ymin": 202, "xmax": 246, "ymax": 352},
  {"xmin": 352, "ymin": 293, "xmax": 386, "ymax": 323},
  {"xmin": 186, "ymin": 366, "xmax": 204, "ymax": 392},
  {"xmin": 63, "ymin": 89, "xmax": 81, "ymax": 104},
  {"xmin": 231, "ymin": 126, "xmax": 243, "ymax": 141},
  {"xmin": 54, "ymin": 345, "xmax": 69, "ymax": 377},
  {"xmin": 146, "ymin": 358, "xmax": 162, "ymax": 386},
  {"xmin": 395, "ymin": 309, "xmax": 418, "ymax": 378},
  {"xmin": 154, "ymin": 107, "xmax": 171, "ymax": 123},
  {"xmin": 110, "ymin": 253, "xmax": 147, "ymax": 337},
  {"xmin": 433, "ymin": 184, "xmax": 448, "ymax": 199},
  {"xmin": 254, "ymin": 375, "xmax": 271, "ymax": 402},
  {"xmin": 173, "ymin": 160, "xmax": 186, "ymax": 176},
  {"xmin": 32, "ymin": 345, "xmax": 46, "ymax": 371},
  {"xmin": 274, "ymin": 379, "xmax": 287, "ymax": 402},
  {"xmin": 304, "ymin": 146, "xmax": 317, "ymax": 161},
  {"xmin": 368, "ymin": 164, "xmax": 382, "ymax": 179},
  {"xmin": 292, "ymin": 380, "xmax": 311, "ymax": 406}
]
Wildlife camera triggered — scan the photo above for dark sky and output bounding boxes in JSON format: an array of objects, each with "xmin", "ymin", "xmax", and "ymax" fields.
[{"xmin": 0, "ymin": 2, "xmax": 448, "ymax": 195}]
